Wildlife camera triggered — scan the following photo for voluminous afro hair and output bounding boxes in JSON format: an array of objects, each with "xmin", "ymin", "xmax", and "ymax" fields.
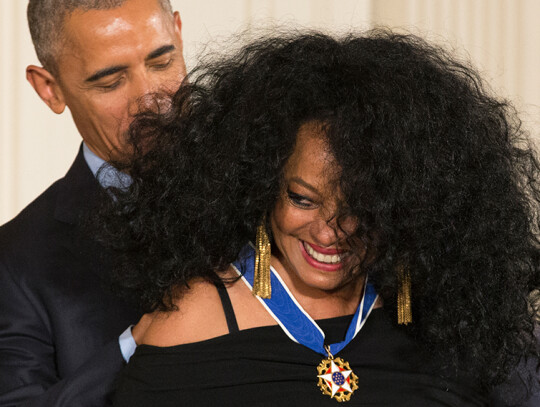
[{"xmin": 98, "ymin": 29, "xmax": 540, "ymax": 389}]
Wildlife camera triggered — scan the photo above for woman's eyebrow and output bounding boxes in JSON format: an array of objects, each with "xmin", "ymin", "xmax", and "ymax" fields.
[{"xmin": 288, "ymin": 177, "xmax": 320, "ymax": 195}]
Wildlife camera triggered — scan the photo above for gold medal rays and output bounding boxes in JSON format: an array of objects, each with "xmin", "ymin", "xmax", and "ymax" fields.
[{"xmin": 316, "ymin": 346, "xmax": 358, "ymax": 402}]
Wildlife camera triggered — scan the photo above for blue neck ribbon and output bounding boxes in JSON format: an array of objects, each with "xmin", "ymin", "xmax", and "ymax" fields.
[{"xmin": 232, "ymin": 244, "xmax": 378, "ymax": 356}]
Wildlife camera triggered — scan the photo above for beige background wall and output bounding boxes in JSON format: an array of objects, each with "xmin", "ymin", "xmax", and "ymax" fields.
[{"xmin": 1, "ymin": 0, "xmax": 539, "ymax": 224}]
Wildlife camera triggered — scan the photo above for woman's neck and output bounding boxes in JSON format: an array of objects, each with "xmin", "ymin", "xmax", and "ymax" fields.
[{"xmin": 270, "ymin": 256, "xmax": 367, "ymax": 320}]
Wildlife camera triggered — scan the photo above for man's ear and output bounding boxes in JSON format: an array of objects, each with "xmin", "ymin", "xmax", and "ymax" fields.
[
  {"xmin": 173, "ymin": 11, "xmax": 183, "ymax": 48},
  {"xmin": 26, "ymin": 65, "xmax": 66, "ymax": 114}
]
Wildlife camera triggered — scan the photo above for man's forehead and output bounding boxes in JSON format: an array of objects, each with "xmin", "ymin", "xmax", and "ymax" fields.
[
  {"xmin": 63, "ymin": 0, "xmax": 171, "ymax": 42},
  {"xmin": 57, "ymin": 0, "xmax": 176, "ymax": 72}
]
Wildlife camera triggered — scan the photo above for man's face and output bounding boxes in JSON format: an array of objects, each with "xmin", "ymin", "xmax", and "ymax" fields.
[{"xmin": 55, "ymin": 0, "xmax": 186, "ymax": 160}]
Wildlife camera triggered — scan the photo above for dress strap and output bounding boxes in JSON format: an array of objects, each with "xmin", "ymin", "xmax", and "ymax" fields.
[{"xmin": 215, "ymin": 279, "xmax": 239, "ymax": 334}]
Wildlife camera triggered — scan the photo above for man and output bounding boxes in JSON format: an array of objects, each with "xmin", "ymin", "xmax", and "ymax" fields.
[{"xmin": 0, "ymin": 0, "xmax": 186, "ymax": 405}]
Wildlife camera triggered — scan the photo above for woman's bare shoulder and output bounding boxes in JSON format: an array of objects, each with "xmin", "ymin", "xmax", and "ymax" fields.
[{"xmin": 140, "ymin": 278, "xmax": 229, "ymax": 347}]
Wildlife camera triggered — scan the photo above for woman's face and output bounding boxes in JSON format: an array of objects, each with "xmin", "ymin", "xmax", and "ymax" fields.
[{"xmin": 270, "ymin": 122, "xmax": 365, "ymax": 296}]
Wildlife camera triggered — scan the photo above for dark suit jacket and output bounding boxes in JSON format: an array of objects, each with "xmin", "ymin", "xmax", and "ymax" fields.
[{"xmin": 0, "ymin": 147, "xmax": 140, "ymax": 406}]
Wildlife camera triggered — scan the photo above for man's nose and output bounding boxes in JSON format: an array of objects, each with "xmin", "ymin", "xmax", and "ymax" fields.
[{"xmin": 128, "ymin": 74, "xmax": 164, "ymax": 114}]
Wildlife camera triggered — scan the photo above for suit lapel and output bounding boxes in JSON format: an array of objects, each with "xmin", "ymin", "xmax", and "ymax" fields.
[
  {"xmin": 54, "ymin": 145, "xmax": 104, "ymax": 225},
  {"xmin": 53, "ymin": 145, "xmax": 112, "ymax": 280}
]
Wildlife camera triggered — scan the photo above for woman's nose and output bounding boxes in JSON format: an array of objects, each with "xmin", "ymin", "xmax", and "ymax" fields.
[{"xmin": 310, "ymin": 212, "xmax": 357, "ymax": 247}]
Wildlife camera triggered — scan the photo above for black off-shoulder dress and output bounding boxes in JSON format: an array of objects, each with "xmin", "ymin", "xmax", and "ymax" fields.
[{"xmin": 112, "ymin": 282, "xmax": 487, "ymax": 407}]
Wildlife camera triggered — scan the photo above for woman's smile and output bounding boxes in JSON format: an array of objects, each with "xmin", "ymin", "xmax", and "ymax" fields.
[{"xmin": 300, "ymin": 240, "xmax": 348, "ymax": 271}]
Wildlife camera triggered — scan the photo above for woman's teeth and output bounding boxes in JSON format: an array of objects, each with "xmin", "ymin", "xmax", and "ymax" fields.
[{"xmin": 304, "ymin": 243, "xmax": 342, "ymax": 264}]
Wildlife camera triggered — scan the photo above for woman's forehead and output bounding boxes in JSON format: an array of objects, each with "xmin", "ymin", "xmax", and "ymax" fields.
[{"xmin": 283, "ymin": 122, "xmax": 341, "ymax": 191}]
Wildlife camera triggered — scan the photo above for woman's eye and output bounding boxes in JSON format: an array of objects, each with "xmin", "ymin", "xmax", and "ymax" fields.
[{"xmin": 287, "ymin": 190, "xmax": 315, "ymax": 209}]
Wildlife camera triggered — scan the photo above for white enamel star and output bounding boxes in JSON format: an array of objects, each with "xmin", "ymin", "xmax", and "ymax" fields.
[{"xmin": 317, "ymin": 360, "xmax": 353, "ymax": 397}]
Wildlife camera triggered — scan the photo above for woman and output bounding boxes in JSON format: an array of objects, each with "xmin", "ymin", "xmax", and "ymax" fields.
[{"xmin": 101, "ymin": 29, "xmax": 540, "ymax": 406}]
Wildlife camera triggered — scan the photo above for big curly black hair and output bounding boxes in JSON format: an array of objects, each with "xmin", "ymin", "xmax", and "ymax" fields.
[{"xmin": 98, "ymin": 28, "xmax": 540, "ymax": 388}]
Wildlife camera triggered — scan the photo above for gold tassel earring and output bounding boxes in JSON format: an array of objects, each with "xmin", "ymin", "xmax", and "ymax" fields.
[
  {"xmin": 397, "ymin": 265, "xmax": 412, "ymax": 325},
  {"xmin": 253, "ymin": 216, "xmax": 271, "ymax": 299}
]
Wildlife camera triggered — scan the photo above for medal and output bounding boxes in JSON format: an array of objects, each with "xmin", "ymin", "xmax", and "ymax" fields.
[
  {"xmin": 317, "ymin": 346, "xmax": 359, "ymax": 402},
  {"xmin": 232, "ymin": 244, "xmax": 378, "ymax": 402}
]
